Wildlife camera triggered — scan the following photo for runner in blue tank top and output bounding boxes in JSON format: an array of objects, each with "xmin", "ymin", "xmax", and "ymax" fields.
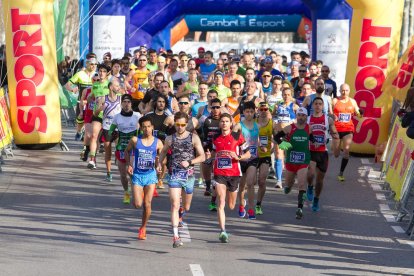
[
  {"xmin": 233, "ymin": 101, "xmax": 260, "ymax": 220},
  {"xmin": 125, "ymin": 116, "xmax": 164, "ymax": 241}
]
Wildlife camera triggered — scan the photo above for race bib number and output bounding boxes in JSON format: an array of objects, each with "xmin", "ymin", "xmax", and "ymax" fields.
[
  {"xmin": 313, "ymin": 135, "xmax": 325, "ymax": 144},
  {"xmin": 290, "ymin": 151, "xmax": 305, "ymax": 163},
  {"xmin": 171, "ymin": 168, "xmax": 189, "ymax": 181},
  {"xmin": 103, "ymin": 116, "xmax": 113, "ymax": 129},
  {"xmin": 136, "ymin": 158, "xmax": 154, "ymax": 170},
  {"xmin": 259, "ymin": 136, "xmax": 268, "ymax": 147},
  {"xmin": 217, "ymin": 157, "xmax": 232, "ymax": 169},
  {"xmin": 338, "ymin": 113, "xmax": 351, "ymax": 122},
  {"xmin": 249, "ymin": 146, "xmax": 257, "ymax": 157}
]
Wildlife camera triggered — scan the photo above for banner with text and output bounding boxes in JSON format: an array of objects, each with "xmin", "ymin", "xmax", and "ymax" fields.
[
  {"xmin": 382, "ymin": 36, "xmax": 414, "ymax": 104},
  {"xmin": 92, "ymin": 15, "xmax": 125, "ymax": 62},
  {"xmin": 0, "ymin": 88, "xmax": 13, "ymax": 149},
  {"xmin": 345, "ymin": 0, "xmax": 404, "ymax": 154},
  {"xmin": 316, "ymin": 19, "xmax": 349, "ymax": 91},
  {"xmin": 2, "ymin": 0, "xmax": 62, "ymax": 146},
  {"xmin": 385, "ymin": 119, "xmax": 414, "ymax": 200},
  {"xmin": 184, "ymin": 15, "xmax": 302, "ymax": 32}
]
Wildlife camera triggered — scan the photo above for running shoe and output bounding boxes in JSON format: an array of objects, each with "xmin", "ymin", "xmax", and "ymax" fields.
[
  {"xmin": 283, "ymin": 186, "xmax": 291, "ymax": 194},
  {"xmin": 248, "ymin": 209, "xmax": 256, "ymax": 220},
  {"xmin": 82, "ymin": 149, "xmax": 89, "ymax": 162},
  {"xmin": 204, "ymin": 189, "xmax": 212, "ymax": 196},
  {"xmin": 138, "ymin": 227, "xmax": 146, "ymax": 240},
  {"xmin": 306, "ymin": 186, "xmax": 314, "ymax": 201},
  {"xmin": 275, "ymin": 181, "xmax": 282, "ymax": 189},
  {"xmin": 123, "ymin": 191, "xmax": 131, "ymax": 204},
  {"xmin": 312, "ymin": 199, "xmax": 320, "ymax": 212},
  {"xmin": 255, "ymin": 205, "xmax": 263, "ymax": 215},
  {"xmin": 208, "ymin": 202, "xmax": 217, "ymax": 211},
  {"xmin": 105, "ymin": 172, "xmax": 112, "ymax": 182},
  {"xmin": 296, "ymin": 208, "xmax": 303, "ymax": 219},
  {"xmin": 337, "ymin": 175, "xmax": 345, "ymax": 182},
  {"xmin": 87, "ymin": 160, "xmax": 96, "ymax": 169},
  {"xmin": 75, "ymin": 132, "xmax": 81, "ymax": 141},
  {"xmin": 238, "ymin": 205, "xmax": 246, "ymax": 218},
  {"xmin": 219, "ymin": 231, "xmax": 229, "ymax": 243},
  {"xmin": 157, "ymin": 179, "xmax": 165, "ymax": 189},
  {"xmin": 173, "ymin": 236, "xmax": 183, "ymax": 248}
]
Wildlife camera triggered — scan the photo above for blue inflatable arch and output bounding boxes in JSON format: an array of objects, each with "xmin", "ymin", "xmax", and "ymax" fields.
[{"xmin": 87, "ymin": 0, "xmax": 352, "ymax": 59}]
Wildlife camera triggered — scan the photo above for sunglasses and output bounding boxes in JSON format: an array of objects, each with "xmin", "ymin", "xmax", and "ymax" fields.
[
  {"xmin": 263, "ymin": 75, "xmax": 271, "ymax": 78},
  {"xmin": 299, "ymin": 70, "xmax": 307, "ymax": 73},
  {"xmin": 321, "ymin": 70, "xmax": 329, "ymax": 72},
  {"xmin": 175, "ymin": 123, "xmax": 187, "ymax": 127},
  {"xmin": 179, "ymin": 102, "xmax": 189, "ymax": 105},
  {"xmin": 260, "ymin": 107, "xmax": 269, "ymax": 111},
  {"xmin": 211, "ymin": 106, "xmax": 221, "ymax": 109}
]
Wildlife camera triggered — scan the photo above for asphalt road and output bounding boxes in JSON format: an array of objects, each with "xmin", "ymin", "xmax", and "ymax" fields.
[{"xmin": 1, "ymin": 128, "xmax": 413, "ymax": 275}]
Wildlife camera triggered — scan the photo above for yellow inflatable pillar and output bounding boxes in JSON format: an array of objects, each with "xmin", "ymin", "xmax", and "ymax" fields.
[
  {"xmin": 3, "ymin": 0, "xmax": 62, "ymax": 148},
  {"xmin": 345, "ymin": 0, "xmax": 404, "ymax": 154}
]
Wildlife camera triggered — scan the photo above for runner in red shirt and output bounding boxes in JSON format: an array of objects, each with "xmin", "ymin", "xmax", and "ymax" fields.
[
  {"xmin": 209, "ymin": 113, "xmax": 251, "ymax": 243},
  {"xmin": 332, "ymin": 83, "xmax": 362, "ymax": 181},
  {"xmin": 306, "ymin": 97, "xmax": 339, "ymax": 212}
]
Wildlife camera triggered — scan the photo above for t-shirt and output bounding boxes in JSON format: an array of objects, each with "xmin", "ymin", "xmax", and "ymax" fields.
[
  {"xmin": 210, "ymin": 85, "xmax": 232, "ymax": 101},
  {"xmin": 145, "ymin": 111, "xmax": 168, "ymax": 141},
  {"xmin": 200, "ymin": 63, "xmax": 216, "ymax": 81},
  {"xmin": 213, "ymin": 131, "xmax": 248, "ymax": 177},
  {"xmin": 146, "ymin": 63, "xmax": 158, "ymax": 72},
  {"xmin": 112, "ymin": 112, "xmax": 141, "ymax": 151}
]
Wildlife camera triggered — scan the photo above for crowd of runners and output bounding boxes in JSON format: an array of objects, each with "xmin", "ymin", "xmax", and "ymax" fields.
[{"xmin": 64, "ymin": 46, "xmax": 362, "ymax": 248}]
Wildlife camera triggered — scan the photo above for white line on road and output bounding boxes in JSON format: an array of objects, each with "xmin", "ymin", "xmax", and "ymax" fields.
[
  {"xmin": 379, "ymin": 204, "xmax": 391, "ymax": 211},
  {"xmin": 190, "ymin": 264, "xmax": 204, "ymax": 276},
  {"xmin": 391, "ymin": 226, "xmax": 405, "ymax": 233},
  {"xmin": 179, "ymin": 223, "xmax": 191, "ymax": 243},
  {"xmin": 383, "ymin": 214, "xmax": 396, "ymax": 222},
  {"xmin": 398, "ymin": 239, "xmax": 414, "ymax": 249},
  {"xmin": 371, "ymin": 184, "xmax": 382, "ymax": 191},
  {"xmin": 376, "ymin": 193, "xmax": 386, "ymax": 201}
]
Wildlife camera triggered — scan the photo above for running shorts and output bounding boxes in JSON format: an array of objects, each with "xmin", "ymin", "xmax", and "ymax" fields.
[
  {"xmin": 310, "ymin": 151, "xmax": 329, "ymax": 173},
  {"xmin": 240, "ymin": 158, "xmax": 259, "ymax": 173},
  {"xmin": 132, "ymin": 169, "xmax": 158, "ymax": 187},
  {"xmin": 214, "ymin": 175, "xmax": 241, "ymax": 192},
  {"xmin": 285, "ymin": 163, "xmax": 308, "ymax": 173}
]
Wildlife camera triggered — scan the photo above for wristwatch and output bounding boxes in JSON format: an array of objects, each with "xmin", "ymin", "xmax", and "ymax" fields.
[{"xmin": 237, "ymin": 155, "xmax": 242, "ymax": 160}]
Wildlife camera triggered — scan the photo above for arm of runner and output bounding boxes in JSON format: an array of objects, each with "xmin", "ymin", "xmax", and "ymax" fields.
[
  {"xmin": 233, "ymin": 138, "xmax": 251, "ymax": 161},
  {"xmin": 93, "ymin": 96, "xmax": 105, "ymax": 116},
  {"xmin": 108, "ymin": 121, "xmax": 117, "ymax": 137},
  {"xmin": 79, "ymin": 88, "xmax": 88, "ymax": 117},
  {"xmin": 328, "ymin": 117, "xmax": 340, "ymax": 140},
  {"xmin": 302, "ymin": 96, "xmax": 310, "ymax": 109},
  {"xmin": 182, "ymin": 133, "xmax": 205, "ymax": 167},
  {"xmin": 351, "ymin": 98, "xmax": 363, "ymax": 117},
  {"xmin": 157, "ymin": 136, "xmax": 172, "ymax": 172},
  {"xmin": 124, "ymin": 136, "xmax": 137, "ymax": 175},
  {"xmin": 327, "ymin": 95, "xmax": 333, "ymax": 115},
  {"xmin": 192, "ymin": 117, "xmax": 199, "ymax": 130},
  {"xmin": 155, "ymin": 139, "xmax": 164, "ymax": 170}
]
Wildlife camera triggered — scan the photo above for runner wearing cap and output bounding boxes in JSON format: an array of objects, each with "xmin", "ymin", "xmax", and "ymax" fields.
[
  {"xmin": 124, "ymin": 116, "xmax": 163, "ymax": 240},
  {"xmin": 332, "ymin": 83, "xmax": 362, "ymax": 181},
  {"xmin": 195, "ymin": 47, "xmax": 205, "ymax": 65},
  {"xmin": 157, "ymin": 112, "xmax": 205, "ymax": 248},
  {"xmin": 209, "ymin": 113, "xmax": 251, "ymax": 243},
  {"xmin": 274, "ymin": 107, "xmax": 311, "ymax": 219},
  {"xmin": 273, "ymin": 87, "xmax": 299, "ymax": 187},
  {"xmin": 306, "ymin": 97, "xmax": 339, "ymax": 212},
  {"xmin": 108, "ymin": 93, "xmax": 141, "ymax": 204}
]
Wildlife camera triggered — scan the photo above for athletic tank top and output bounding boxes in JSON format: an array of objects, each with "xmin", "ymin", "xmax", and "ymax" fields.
[
  {"xmin": 170, "ymin": 133, "xmax": 195, "ymax": 179},
  {"xmin": 213, "ymin": 131, "xmax": 247, "ymax": 177},
  {"xmin": 267, "ymin": 93, "xmax": 283, "ymax": 114},
  {"xmin": 257, "ymin": 118, "xmax": 273, "ymax": 158},
  {"xmin": 262, "ymin": 84, "xmax": 272, "ymax": 96},
  {"xmin": 285, "ymin": 124, "xmax": 311, "ymax": 165},
  {"xmin": 308, "ymin": 114, "xmax": 329, "ymax": 152},
  {"xmin": 145, "ymin": 112, "xmax": 168, "ymax": 141},
  {"xmin": 239, "ymin": 96, "xmax": 257, "ymax": 120},
  {"xmin": 276, "ymin": 102, "xmax": 296, "ymax": 124},
  {"xmin": 240, "ymin": 121, "xmax": 259, "ymax": 160},
  {"xmin": 92, "ymin": 80, "xmax": 110, "ymax": 118},
  {"xmin": 102, "ymin": 95, "xmax": 121, "ymax": 130},
  {"xmin": 185, "ymin": 82, "xmax": 199, "ymax": 101},
  {"xmin": 134, "ymin": 137, "xmax": 158, "ymax": 174},
  {"xmin": 192, "ymin": 99, "xmax": 207, "ymax": 117},
  {"xmin": 333, "ymin": 98, "xmax": 356, "ymax": 132},
  {"xmin": 308, "ymin": 93, "xmax": 330, "ymax": 115},
  {"xmin": 226, "ymin": 97, "xmax": 240, "ymax": 123}
]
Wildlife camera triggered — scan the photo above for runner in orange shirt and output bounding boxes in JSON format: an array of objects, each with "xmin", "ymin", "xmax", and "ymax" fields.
[{"xmin": 332, "ymin": 83, "xmax": 362, "ymax": 181}]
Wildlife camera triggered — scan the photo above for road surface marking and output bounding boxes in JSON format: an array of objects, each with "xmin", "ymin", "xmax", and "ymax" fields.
[
  {"xmin": 383, "ymin": 214, "xmax": 395, "ymax": 222},
  {"xmin": 379, "ymin": 204, "xmax": 390, "ymax": 211},
  {"xmin": 190, "ymin": 264, "xmax": 204, "ymax": 276},
  {"xmin": 376, "ymin": 193, "xmax": 386, "ymax": 201},
  {"xmin": 361, "ymin": 158, "xmax": 372, "ymax": 165},
  {"xmin": 179, "ymin": 223, "xmax": 191, "ymax": 243},
  {"xmin": 391, "ymin": 226, "xmax": 405, "ymax": 233}
]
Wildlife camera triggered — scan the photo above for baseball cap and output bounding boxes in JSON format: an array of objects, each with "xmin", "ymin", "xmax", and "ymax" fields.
[
  {"xmin": 198, "ymin": 47, "xmax": 205, "ymax": 52},
  {"xmin": 264, "ymin": 56, "xmax": 273, "ymax": 63},
  {"xmin": 232, "ymin": 55, "xmax": 241, "ymax": 62},
  {"xmin": 296, "ymin": 107, "xmax": 308, "ymax": 116},
  {"xmin": 157, "ymin": 56, "xmax": 166, "ymax": 62},
  {"xmin": 214, "ymin": 71, "xmax": 224, "ymax": 78},
  {"xmin": 121, "ymin": 94, "xmax": 133, "ymax": 102},
  {"xmin": 86, "ymin": 57, "xmax": 98, "ymax": 65}
]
